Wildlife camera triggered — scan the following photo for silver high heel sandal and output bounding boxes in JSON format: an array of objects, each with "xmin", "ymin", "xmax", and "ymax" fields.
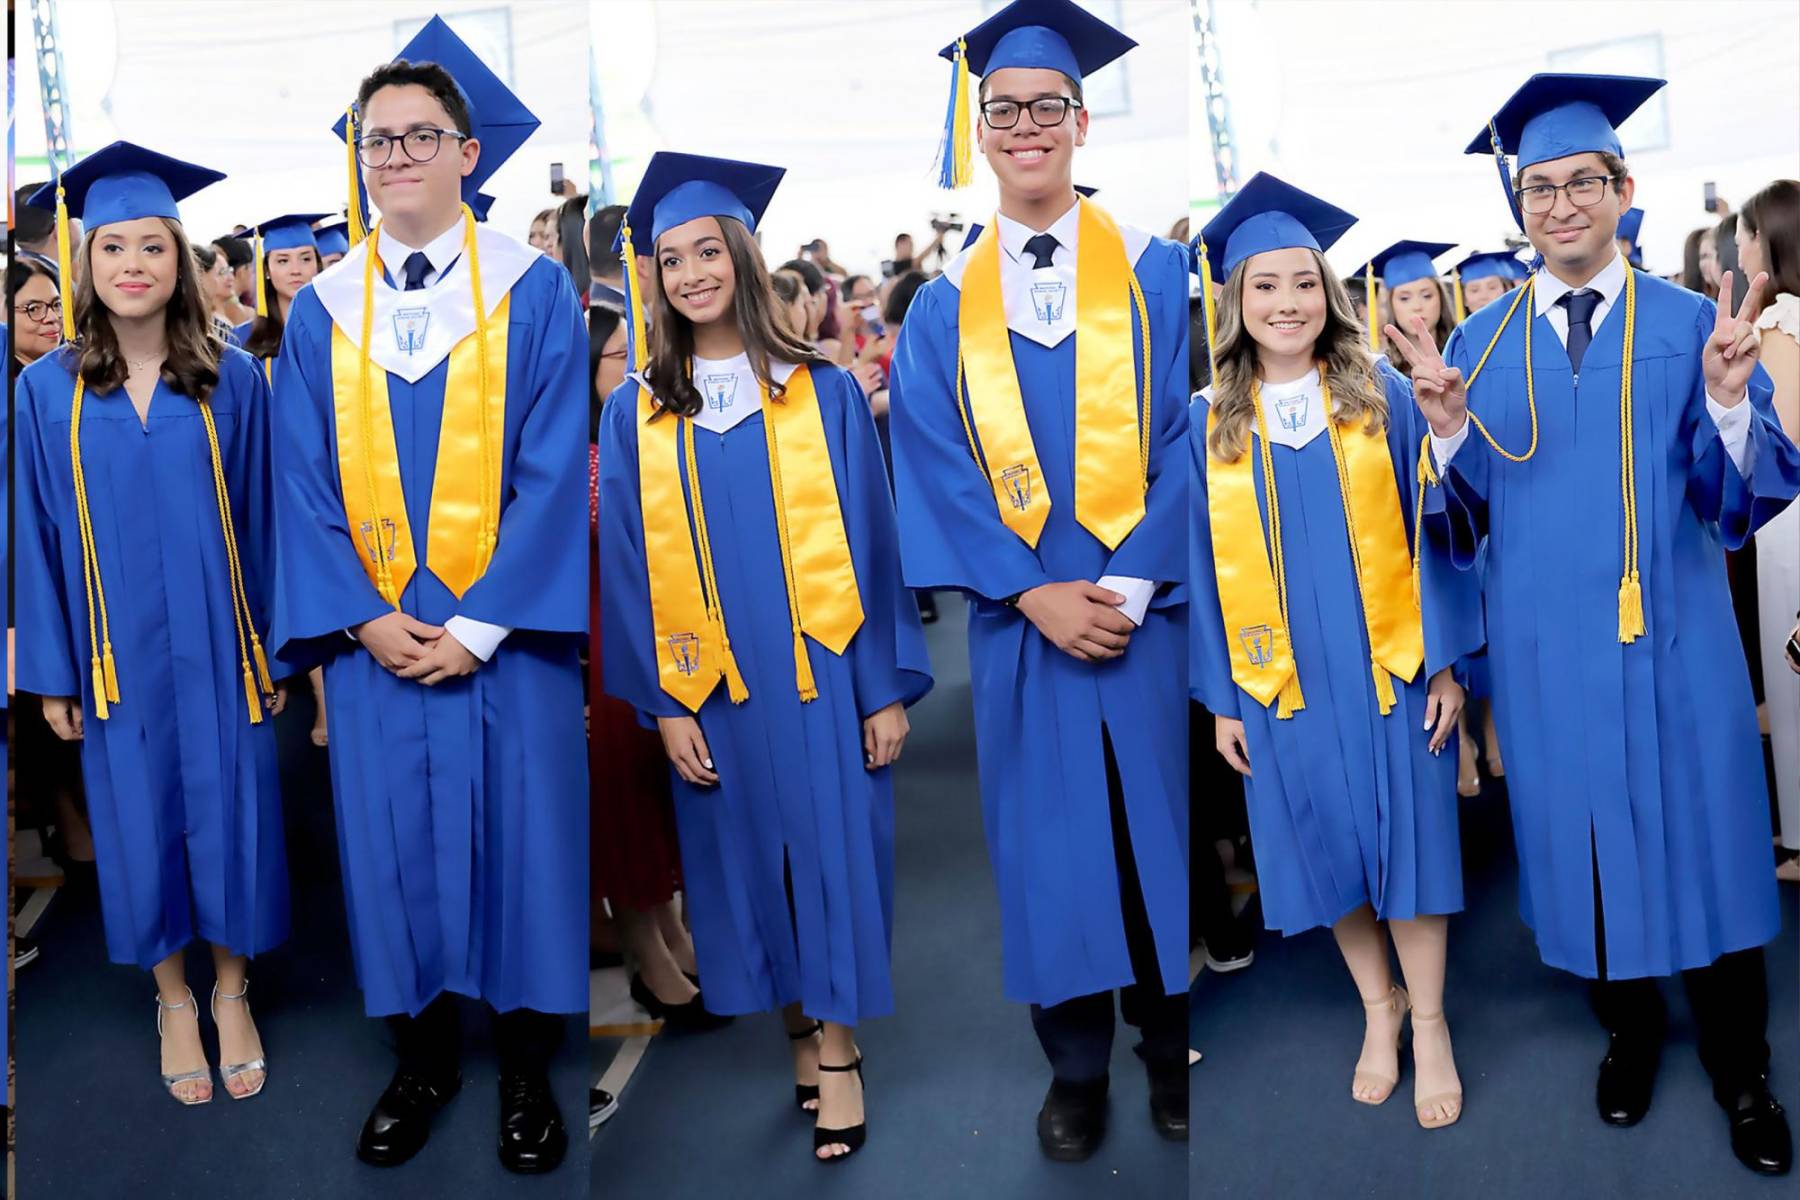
[
  {"xmin": 212, "ymin": 980, "xmax": 268, "ymax": 1100},
  {"xmin": 156, "ymin": 988, "xmax": 214, "ymax": 1105}
]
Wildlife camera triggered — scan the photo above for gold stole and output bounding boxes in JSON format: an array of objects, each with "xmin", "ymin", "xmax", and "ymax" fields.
[
  {"xmin": 330, "ymin": 210, "xmax": 508, "ymax": 604},
  {"xmin": 956, "ymin": 200, "xmax": 1150, "ymax": 549},
  {"xmin": 638, "ymin": 365, "xmax": 863, "ymax": 713},
  {"xmin": 1206, "ymin": 375, "xmax": 1424, "ymax": 718}
]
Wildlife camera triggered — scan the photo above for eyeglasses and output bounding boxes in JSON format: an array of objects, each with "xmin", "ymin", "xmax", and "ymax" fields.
[
  {"xmin": 355, "ymin": 127, "xmax": 469, "ymax": 169},
  {"xmin": 14, "ymin": 297, "xmax": 62, "ymax": 323},
  {"xmin": 1514, "ymin": 174, "xmax": 1618, "ymax": 216},
  {"xmin": 980, "ymin": 96, "xmax": 1081, "ymax": 130}
]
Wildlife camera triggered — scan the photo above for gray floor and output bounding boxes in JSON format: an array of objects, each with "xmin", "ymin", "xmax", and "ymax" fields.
[{"xmin": 589, "ymin": 595, "xmax": 1188, "ymax": 1199}]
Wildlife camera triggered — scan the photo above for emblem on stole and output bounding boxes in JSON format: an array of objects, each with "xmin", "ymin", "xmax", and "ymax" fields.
[
  {"xmin": 358, "ymin": 518, "xmax": 399, "ymax": 565},
  {"xmin": 1239, "ymin": 624, "xmax": 1275, "ymax": 668},
  {"xmin": 393, "ymin": 306, "xmax": 432, "ymax": 356},
  {"xmin": 1001, "ymin": 464, "xmax": 1034, "ymax": 512},
  {"xmin": 667, "ymin": 632, "xmax": 702, "ymax": 676},
  {"xmin": 1030, "ymin": 281, "xmax": 1067, "ymax": 325},
  {"xmin": 701, "ymin": 373, "xmax": 738, "ymax": 412}
]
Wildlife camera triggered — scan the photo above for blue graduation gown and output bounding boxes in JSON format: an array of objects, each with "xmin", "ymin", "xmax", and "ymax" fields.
[
  {"xmin": 271, "ymin": 257, "xmax": 589, "ymax": 1017},
  {"xmin": 15, "ymin": 345, "xmax": 290, "ymax": 967},
  {"xmin": 597, "ymin": 364, "xmax": 932, "ymax": 1026},
  {"xmin": 228, "ymin": 319, "xmax": 251, "ymax": 349},
  {"xmin": 1189, "ymin": 367, "xmax": 1481, "ymax": 934},
  {"xmin": 889, "ymin": 237, "xmax": 1191, "ymax": 1008},
  {"xmin": 1424, "ymin": 271, "xmax": 1800, "ymax": 978}
]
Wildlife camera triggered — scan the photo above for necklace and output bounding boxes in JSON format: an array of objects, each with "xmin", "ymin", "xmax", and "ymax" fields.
[{"xmin": 126, "ymin": 351, "xmax": 164, "ymax": 373}]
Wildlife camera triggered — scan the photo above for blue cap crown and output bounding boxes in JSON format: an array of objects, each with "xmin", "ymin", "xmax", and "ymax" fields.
[
  {"xmin": 1367, "ymin": 239, "xmax": 1456, "ymax": 291},
  {"xmin": 1197, "ymin": 172, "xmax": 1357, "ymax": 284},
  {"xmin": 27, "ymin": 140, "xmax": 225, "ymax": 229},
  {"xmin": 941, "ymin": 0, "xmax": 1136, "ymax": 83},
  {"xmin": 624, "ymin": 152, "xmax": 785, "ymax": 256},
  {"xmin": 242, "ymin": 212, "xmax": 331, "ymax": 253}
]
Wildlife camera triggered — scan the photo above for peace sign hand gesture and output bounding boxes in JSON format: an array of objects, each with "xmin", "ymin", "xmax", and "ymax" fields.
[
  {"xmin": 1703, "ymin": 270, "xmax": 1769, "ymax": 407},
  {"xmin": 1385, "ymin": 315, "xmax": 1468, "ymax": 438}
]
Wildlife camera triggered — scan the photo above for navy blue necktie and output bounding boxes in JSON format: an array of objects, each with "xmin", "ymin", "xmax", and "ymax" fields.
[
  {"xmin": 401, "ymin": 251, "xmax": 433, "ymax": 292},
  {"xmin": 1023, "ymin": 233, "xmax": 1058, "ymax": 270},
  {"xmin": 1559, "ymin": 289, "xmax": 1600, "ymax": 375}
]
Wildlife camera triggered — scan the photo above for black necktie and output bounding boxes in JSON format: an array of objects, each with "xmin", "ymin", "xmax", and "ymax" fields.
[
  {"xmin": 401, "ymin": 251, "xmax": 433, "ymax": 292},
  {"xmin": 1023, "ymin": 233, "xmax": 1059, "ymax": 270},
  {"xmin": 1559, "ymin": 289, "xmax": 1600, "ymax": 375}
]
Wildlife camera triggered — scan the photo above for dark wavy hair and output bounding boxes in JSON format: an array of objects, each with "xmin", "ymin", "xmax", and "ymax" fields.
[
  {"xmin": 645, "ymin": 216, "xmax": 824, "ymax": 418},
  {"xmin": 1741, "ymin": 179, "xmax": 1800, "ymax": 301},
  {"xmin": 243, "ymin": 242, "xmax": 319, "ymax": 359},
  {"xmin": 71, "ymin": 218, "xmax": 221, "ymax": 400}
]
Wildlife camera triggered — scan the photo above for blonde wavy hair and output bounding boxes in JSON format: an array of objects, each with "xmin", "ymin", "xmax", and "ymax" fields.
[{"xmin": 1206, "ymin": 248, "xmax": 1385, "ymax": 461}]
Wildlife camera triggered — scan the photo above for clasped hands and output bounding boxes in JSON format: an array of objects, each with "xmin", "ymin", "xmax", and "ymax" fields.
[{"xmin": 353, "ymin": 610, "xmax": 479, "ymax": 685}]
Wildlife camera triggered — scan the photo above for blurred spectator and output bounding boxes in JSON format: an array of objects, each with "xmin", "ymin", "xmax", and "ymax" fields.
[
  {"xmin": 189, "ymin": 244, "xmax": 237, "ymax": 340},
  {"xmin": 589, "ymin": 301, "xmax": 627, "ymax": 441},
  {"xmin": 15, "ymin": 184, "xmax": 61, "ymax": 258},
  {"xmin": 800, "ymin": 236, "xmax": 846, "ymax": 275},
  {"xmin": 211, "ymin": 235, "xmax": 256, "ymax": 310},
  {"xmin": 1714, "ymin": 214, "xmax": 1750, "ymax": 314},
  {"xmin": 779, "ymin": 257, "xmax": 840, "ymax": 358},
  {"xmin": 1682, "ymin": 226, "xmax": 1719, "ymax": 300},
  {"xmin": 558, "ymin": 194, "xmax": 591, "ymax": 301},
  {"xmin": 588, "ymin": 204, "xmax": 627, "ymax": 308},
  {"xmin": 9, "ymin": 253, "xmax": 65, "ymax": 367},
  {"xmin": 530, "ymin": 206, "xmax": 559, "ymax": 254},
  {"xmin": 771, "ymin": 268, "xmax": 811, "ymax": 341}
]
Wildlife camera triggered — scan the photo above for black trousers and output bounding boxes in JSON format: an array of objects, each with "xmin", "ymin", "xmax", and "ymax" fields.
[
  {"xmin": 1030, "ymin": 727, "xmax": 1187, "ymax": 1085},
  {"xmin": 1587, "ymin": 841, "xmax": 1771, "ymax": 1102},
  {"xmin": 1189, "ymin": 702, "xmax": 1239, "ymax": 949},
  {"xmin": 387, "ymin": 996, "xmax": 565, "ymax": 1081}
]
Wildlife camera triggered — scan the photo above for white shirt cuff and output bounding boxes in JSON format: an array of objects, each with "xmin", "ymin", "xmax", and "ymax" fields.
[
  {"xmin": 1706, "ymin": 390, "xmax": 1755, "ymax": 477},
  {"xmin": 1096, "ymin": 576, "xmax": 1155, "ymax": 627},
  {"xmin": 443, "ymin": 616, "xmax": 513, "ymax": 662},
  {"xmin": 1429, "ymin": 416, "xmax": 1471, "ymax": 476}
]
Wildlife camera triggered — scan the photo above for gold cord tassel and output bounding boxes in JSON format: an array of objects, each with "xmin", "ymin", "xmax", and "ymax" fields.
[
  {"xmin": 91, "ymin": 661, "xmax": 111, "ymax": 721},
  {"xmin": 102, "ymin": 650, "xmax": 121, "ymax": 703},
  {"xmin": 345, "ymin": 106, "xmax": 370, "ymax": 247},
  {"xmin": 1276, "ymin": 672, "xmax": 1306, "ymax": 720},
  {"xmin": 243, "ymin": 666, "xmax": 264, "ymax": 725},
  {"xmin": 1372, "ymin": 663, "xmax": 1397, "ymax": 715},
  {"xmin": 252, "ymin": 638, "xmax": 275, "ymax": 695},
  {"xmin": 793, "ymin": 628, "xmax": 818, "ymax": 702},
  {"xmin": 1618, "ymin": 574, "xmax": 1645, "ymax": 643},
  {"xmin": 721, "ymin": 634, "xmax": 749, "ymax": 704}
]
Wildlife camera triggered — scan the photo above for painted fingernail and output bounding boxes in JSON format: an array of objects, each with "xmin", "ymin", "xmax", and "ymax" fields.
[{"xmin": 702, "ymin": 758, "xmax": 713, "ymax": 769}]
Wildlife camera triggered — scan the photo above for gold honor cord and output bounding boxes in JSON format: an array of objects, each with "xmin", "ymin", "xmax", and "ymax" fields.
[
  {"xmin": 680, "ymin": 416, "xmax": 750, "ymax": 703},
  {"xmin": 1254, "ymin": 389, "xmax": 1303, "ymax": 718},
  {"xmin": 200, "ymin": 402, "xmax": 277, "ymax": 722},
  {"xmin": 68, "ymin": 382, "xmax": 121, "ymax": 717},
  {"xmin": 1197, "ymin": 236, "xmax": 1219, "ymax": 387},
  {"xmin": 1365, "ymin": 267, "xmax": 1380, "ymax": 353},
  {"xmin": 1456, "ymin": 268, "xmax": 1643, "ymax": 641}
]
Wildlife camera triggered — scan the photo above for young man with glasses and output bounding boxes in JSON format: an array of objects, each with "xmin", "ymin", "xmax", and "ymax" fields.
[
  {"xmin": 1394, "ymin": 73, "xmax": 1800, "ymax": 1177},
  {"xmin": 889, "ymin": 0, "xmax": 1190, "ymax": 1163},
  {"xmin": 270, "ymin": 17, "xmax": 587, "ymax": 1175}
]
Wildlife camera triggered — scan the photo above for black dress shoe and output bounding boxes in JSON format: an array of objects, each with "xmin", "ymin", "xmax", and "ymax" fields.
[
  {"xmin": 629, "ymin": 973, "xmax": 734, "ymax": 1032},
  {"xmin": 1136, "ymin": 1048, "xmax": 1188, "ymax": 1141},
  {"xmin": 356, "ymin": 1067, "xmax": 462, "ymax": 1167},
  {"xmin": 1596, "ymin": 1034, "xmax": 1658, "ymax": 1127},
  {"xmin": 1722, "ymin": 1079, "xmax": 1792, "ymax": 1176},
  {"xmin": 1037, "ymin": 1077, "xmax": 1108, "ymax": 1162},
  {"xmin": 499, "ymin": 1072, "xmax": 569, "ymax": 1175}
]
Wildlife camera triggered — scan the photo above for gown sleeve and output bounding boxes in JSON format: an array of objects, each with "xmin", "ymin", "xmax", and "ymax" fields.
[
  {"xmin": 1683, "ymin": 299, "xmax": 1800, "ymax": 548},
  {"xmin": 14, "ymin": 361, "xmax": 80, "ymax": 698},
  {"xmin": 454, "ymin": 263, "xmax": 589, "ymax": 636},
  {"xmin": 889, "ymin": 281, "xmax": 1054, "ymax": 601},
  {"xmin": 1101, "ymin": 240, "xmax": 1191, "ymax": 595},
  {"xmin": 596, "ymin": 380, "xmax": 688, "ymax": 721},
  {"xmin": 1187, "ymin": 395, "xmax": 1240, "ymax": 717},
  {"xmin": 269, "ymin": 288, "xmax": 393, "ymax": 664},
  {"xmin": 816, "ymin": 364, "xmax": 933, "ymax": 716}
]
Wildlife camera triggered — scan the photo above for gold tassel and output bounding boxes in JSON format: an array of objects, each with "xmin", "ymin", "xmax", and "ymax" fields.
[
  {"xmin": 252, "ymin": 639, "xmax": 275, "ymax": 695},
  {"xmin": 1365, "ymin": 266, "xmax": 1379, "ymax": 352},
  {"xmin": 721, "ymin": 636, "xmax": 749, "ymax": 704},
  {"xmin": 56, "ymin": 186, "xmax": 77, "ymax": 341},
  {"xmin": 793, "ymin": 629, "xmax": 818, "ymax": 702},
  {"xmin": 102, "ymin": 647, "xmax": 121, "ymax": 703},
  {"xmin": 950, "ymin": 38, "xmax": 973, "ymax": 189},
  {"xmin": 253, "ymin": 229, "xmax": 267, "ymax": 319},
  {"xmin": 91, "ymin": 660, "xmax": 110, "ymax": 721},
  {"xmin": 1617, "ymin": 575, "xmax": 1645, "ymax": 643},
  {"xmin": 345, "ymin": 105, "xmax": 370, "ymax": 247},
  {"xmin": 1372, "ymin": 663, "xmax": 1397, "ymax": 715},
  {"xmin": 620, "ymin": 216, "xmax": 648, "ymax": 373},
  {"xmin": 1453, "ymin": 271, "xmax": 1467, "ymax": 323},
  {"xmin": 1198, "ymin": 236, "xmax": 1218, "ymax": 387},
  {"xmin": 243, "ymin": 666, "xmax": 264, "ymax": 725},
  {"xmin": 1276, "ymin": 671, "xmax": 1305, "ymax": 720}
]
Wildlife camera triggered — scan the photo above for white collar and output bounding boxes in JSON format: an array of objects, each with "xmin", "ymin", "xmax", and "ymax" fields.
[
  {"xmin": 378, "ymin": 220, "xmax": 467, "ymax": 282},
  {"xmin": 635, "ymin": 355, "xmax": 802, "ymax": 435},
  {"xmin": 994, "ymin": 198, "xmax": 1082, "ymax": 266},
  {"xmin": 1534, "ymin": 250, "xmax": 1626, "ymax": 318}
]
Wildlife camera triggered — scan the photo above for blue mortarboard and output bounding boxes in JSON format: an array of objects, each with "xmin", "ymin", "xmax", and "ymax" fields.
[
  {"xmin": 942, "ymin": 0, "xmax": 1137, "ymax": 83},
  {"xmin": 623, "ymin": 151, "xmax": 785, "ymax": 256},
  {"xmin": 1453, "ymin": 249, "xmax": 1524, "ymax": 283},
  {"xmin": 1367, "ymin": 240, "xmax": 1455, "ymax": 291},
  {"xmin": 962, "ymin": 183, "xmax": 1097, "ymax": 250},
  {"xmin": 240, "ymin": 212, "xmax": 329, "ymax": 253},
  {"xmin": 27, "ymin": 140, "xmax": 225, "ymax": 229},
  {"xmin": 1196, "ymin": 172, "xmax": 1357, "ymax": 284},
  {"xmin": 471, "ymin": 191, "xmax": 497, "ymax": 223},
  {"xmin": 332, "ymin": 14, "xmax": 542, "ymax": 205},
  {"xmin": 314, "ymin": 217, "xmax": 349, "ymax": 258},
  {"xmin": 1617, "ymin": 206, "xmax": 1645, "ymax": 264}
]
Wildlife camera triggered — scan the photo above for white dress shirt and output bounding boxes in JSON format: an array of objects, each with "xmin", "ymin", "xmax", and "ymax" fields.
[
  {"xmin": 992, "ymin": 201, "xmax": 1083, "ymax": 348},
  {"xmin": 1430, "ymin": 250, "xmax": 1752, "ymax": 477}
]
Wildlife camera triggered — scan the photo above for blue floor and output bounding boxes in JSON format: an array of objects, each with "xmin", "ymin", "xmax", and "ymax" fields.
[
  {"xmin": 1192, "ymin": 769, "xmax": 1798, "ymax": 1197},
  {"xmin": 589, "ymin": 595, "xmax": 1187, "ymax": 1199},
  {"xmin": 14, "ymin": 701, "xmax": 588, "ymax": 1198}
]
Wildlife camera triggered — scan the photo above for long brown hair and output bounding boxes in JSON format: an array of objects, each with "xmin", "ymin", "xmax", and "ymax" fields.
[
  {"xmin": 645, "ymin": 216, "xmax": 824, "ymax": 417},
  {"xmin": 1742, "ymin": 179, "xmax": 1800, "ymax": 301},
  {"xmin": 1207, "ymin": 248, "xmax": 1383, "ymax": 461},
  {"xmin": 71, "ymin": 218, "xmax": 221, "ymax": 400},
  {"xmin": 243, "ymin": 244, "xmax": 318, "ymax": 358},
  {"xmin": 1381, "ymin": 278, "xmax": 1455, "ymax": 364}
]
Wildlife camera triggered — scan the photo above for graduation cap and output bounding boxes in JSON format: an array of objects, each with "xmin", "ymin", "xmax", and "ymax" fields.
[
  {"xmin": 332, "ymin": 14, "xmax": 542, "ymax": 232},
  {"xmin": 1194, "ymin": 171, "xmax": 1357, "ymax": 285},
  {"xmin": 1453, "ymin": 249, "xmax": 1523, "ymax": 284},
  {"xmin": 238, "ymin": 212, "xmax": 330, "ymax": 318},
  {"xmin": 26, "ymin": 140, "xmax": 226, "ymax": 343},
  {"xmin": 471, "ymin": 191, "xmax": 497, "ymax": 223},
  {"xmin": 1617, "ymin": 206, "xmax": 1644, "ymax": 266},
  {"xmin": 314, "ymin": 216, "xmax": 350, "ymax": 259},
  {"xmin": 961, "ymin": 182, "xmax": 1097, "ymax": 250},
  {"xmin": 936, "ymin": 0, "xmax": 1137, "ymax": 189},
  {"xmin": 1366, "ymin": 240, "xmax": 1455, "ymax": 291},
  {"xmin": 1466, "ymin": 72, "xmax": 1664, "ymax": 227}
]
